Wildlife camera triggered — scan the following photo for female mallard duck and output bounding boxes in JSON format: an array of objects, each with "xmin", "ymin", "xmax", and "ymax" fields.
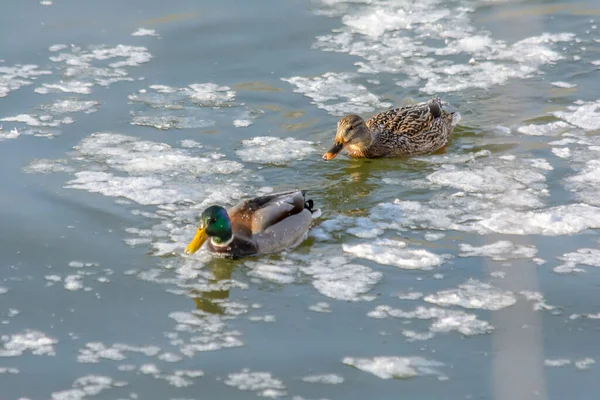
[
  {"xmin": 184, "ymin": 190, "xmax": 319, "ymax": 258},
  {"xmin": 323, "ymin": 97, "xmax": 460, "ymax": 160}
]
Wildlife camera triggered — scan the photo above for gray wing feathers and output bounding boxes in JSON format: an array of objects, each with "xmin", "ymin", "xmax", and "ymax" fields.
[
  {"xmin": 254, "ymin": 209, "xmax": 313, "ymax": 254},
  {"xmin": 250, "ymin": 191, "xmax": 305, "ymax": 233}
]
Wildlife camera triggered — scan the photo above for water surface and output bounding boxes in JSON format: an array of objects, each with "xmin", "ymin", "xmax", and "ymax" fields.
[{"xmin": 1, "ymin": 0, "xmax": 600, "ymax": 399}]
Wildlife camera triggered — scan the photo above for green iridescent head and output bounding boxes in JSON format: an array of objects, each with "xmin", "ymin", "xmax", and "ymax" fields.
[{"xmin": 184, "ymin": 206, "xmax": 233, "ymax": 254}]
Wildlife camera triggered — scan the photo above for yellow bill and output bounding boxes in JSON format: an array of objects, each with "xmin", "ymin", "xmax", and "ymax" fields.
[{"xmin": 184, "ymin": 226, "xmax": 208, "ymax": 255}]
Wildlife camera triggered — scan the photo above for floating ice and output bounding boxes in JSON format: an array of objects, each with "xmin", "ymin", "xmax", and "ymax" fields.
[
  {"xmin": 299, "ymin": 255, "xmax": 381, "ymax": 301},
  {"xmin": 35, "ymin": 81, "xmax": 94, "ymax": 94},
  {"xmin": 396, "ymin": 292, "xmax": 423, "ymax": 300},
  {"xmin": 312, "ymin": 0, "xmax": 575, "ymax": 93},
  {"xmin": 302, "ymin": 374, "xmax": 344, "ymax": 384},
  {"xmin": 0, "ymin": 64, "xmax": 51, "ymax": 98},
  {"xmin": 1, "ymin": 114, "xmax": 74, "ymax": 128},
  {"xmin": 369, "ymin": 305, "xmax": 493, "ymax": 336},
  {"xmin": 556, "ymin": 248, "xmax": 600, "ymax": 273},
  {"xmin": 477, "ymin": 204, "xmax": 600, "ymax": 235},
  {"xmin": 0, "ymin": 367, "xmax": 18, "ymax": 374},
  {"xmin": 51, "ymin": 375, "xmax": 120, "ymax": 400},
  {"xmin": 401, "ymin": 330, "xmax": 435, "ymax": 341},
  {"xmin": 308, "ymin": 302, "xmax": 331, "ymax": 313},
  {"xmin": 552, "ymin": 147, "xmax": 571, "ymax": 158},
  {"xmin": 342, "ymin": 356, "xmax": 444, "ymax": 380},
  {"xmin": 132, "ymin": 28, "xmax": 159, "ymax": 37},
  {"xmin": 343, "ymin": 238, "xmax": 445, "ymax": 270},
  {"xmin": 427, "ymin": 165, "xmax": 529, "ymax": 193},
  {"xmin": 545, "ymin": 359, "xmax": 571, "ymax": 367},
  {"xmin": 224, "ymin": 369, "xmax": 286, "ymax": 398},
  {"xmin": 551, "ymin": 81, "xmax": 577, "ymax": 88},
  {"xmin": 38, "ymin": 44, "xmax": 152, "ymax": 94},
  {"xmin": 130, "ymin": 83, "xmax": 235, "ymax": 108},
  {"xmin": 575, "ymin": 358, "xmax": 596, "ymax": 370},
  {"xmin": 553, "ymin": 100, "xmax": 600, "ymax": 131},
  {"xmin": 128, "ymin": 83, "xmax": 242, "ymax": 129},
  {"xmin": 564, "ymin": 159, "xmax": 600, "ymax": 206},
  {"xmin": 168, "ymin": 311, "xmax": 244, "ymax": 355},
  {"xmin": 520, "ymin": 291, "xmax": 555, "ymax": 311},
  {"xmin": 459, "ymin": 241, "xmax": 537, "ymax": 261},
  {"xmin": 245, "ymin": 260, "xmax": 297, "ymax": 284},
  {"xmin": 282, "ymin": 72, "xmax": 391, "ymax": 116},
  {"xmin": 0, "ymin": 330, "xmax": 57, "ymax": 357},
  {"xmin": 40, "ymin": 99, "xmax": 99, "ymax": 114},
  {"xmin": 64, "ymin": 275, "xmax": 84, "ymax": 291},
  {"xmin": 130, "ymin": 112, "xmax": 215, "ymax": 130},
  {"xmin": 236, "ymin": 136, "xmax": 316, "ymax": 165},
  {"xmin": 0, "ymin": 128, "xmax": 20, "ymax": 141},
  {"xmin": 62, "ymin": 133, "xmax": 245, "ymax": 209},
  {"xmin": 517, "ymin": 121, "xmax": 571, "ymax": 136},
  {"xmin": 424, "ymin": 280, "xmax": 517, "ymax": 311},
  {"xmin": 233, "ymin": 119, "xmax": 252, "ymax": 127},
  {"xmin": 77, "ymin": 342, "xmax": 160, "ymax": 363}
]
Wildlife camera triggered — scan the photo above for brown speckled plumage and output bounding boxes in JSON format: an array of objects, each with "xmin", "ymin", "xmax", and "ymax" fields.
[{"xmin": 324, "ymin": 97, "xmax": 459, "ymax": 159}]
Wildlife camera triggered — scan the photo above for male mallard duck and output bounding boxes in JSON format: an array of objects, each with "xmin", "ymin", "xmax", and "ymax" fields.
[
  {"xmin": 322, "ymin": 97, "xmax": 460, "ymax": 160},
  {"xmin": 184, "ymin": 190, "xmax": 319, "ymax": 258}
]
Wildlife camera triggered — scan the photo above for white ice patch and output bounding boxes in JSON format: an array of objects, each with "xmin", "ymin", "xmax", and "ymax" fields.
[
  {"xmin": 0, "ymin": 127, "xmax": 20, "ymax": 141},
  {"xmin": 312, "ymin": 0, "xmax": 575, "ymax": 93},
  {"xmin": 0, "ymin": 64, "xmax": 51, "ymax": 98},
  {"xmin": 477, "ymin": 204, "xmax": 600, "ymax": 235},
  {"xmin": 65, "ymin": 133, "xmax": 244, "ymax": 205},
  {"xmin": 40, "ymin": 99, "xmax": 99, "ymax": 114},
  {"xmin": 36, "ymin": 82, "xmax": 94, "ymax": 94},
  {"xmin": 342, "ymin": 356, "xmax": 444, "ymax": 380},
  {"xmin": 552, "ymin": 147, "xmax": 571, "ymax": 158},
  {"xmin": 23, "ymin": 159, "xmax": 75, "ymax": 174},
  {"xmin": 551, "ymin": 81, "xmax": 577, "ymax": 88},
  {"xmin": 308, "ymin": 302, "xmax": 332, "ymax": 313},
  {"xmin": 553, "ymin": 100, "xmax": 600, "ymax": 131},
  {"xmin": 575, "ymin": 358, "xmax": 596, "ymax": 370},
  {"xmin": 565, "ymin": 159, "xmax": 600, "ymax": 206},
  {"xmin": 555, "ymin": 248, "xmax": 600, "ymax": 273},
  {"xmin": 424, "ymin": 280, "xmax": 517, "ymax": 311},
  {"xmin": 130, "ymin": 83, "xmax": 235, "ymax": 108},
  {"xmin": 0, "ymin": 330, "xmax": 57, "ymax": 357},
  {"xmin": 343, "ymin": 238, "xmax": 445, "ymax": 270},
  {"xmin": 129, "ymin": 83, "xmax": 243, "ymax": 129},
  {"xmin": 1, "ymin": 114, "xmax": 74, "ymax": 128},
  {"xmin": 77, "ymin": 342, "xmax": 160, "ymax": 363},
  {"xmin": 459, "ymin": 241, "xmax": 537, "ymax": 261},
  {"xmin": 282, "ymin": 72, "xmax": 391, "ymax": 116},
  {"xmin": 168, "ymin": 311, "xmax": 244, "ymax": 356},
  {"xmin": 369, "ymin": 305, "xmax": 493, "ymax": 336},
  {"xmin": 299, "ymin": 255, "xmax": 381, "ymax": 301},
  {"xmin": 245, "ymin": 260, "xmax": 297, "ymax": 284},
  {"xmin": 545, "ymin": 359, "xmax": 571, "ymax": 367},
  {"xmin": 224, "ymin": 369, "xmax": 286, "ymax": 398},
  {"xmin": 517, "ymin": 121, "xmax": 571, "ymax": 136},
  {"xmin": 38, "ymin": 44, "xmax": 152, "ymax": 94},
  {"xmin": 51, "ymin": 375, "xmax": 122, "ymax": 400},
  {"xmin": 302, "ymin": 373, "xmax": 344, "ymax": 384},
  {"xmin": 132, "ymin": 28, "xmax": 159, "ymax": 37},
  {"xmin": 130, "ymin": 113, "xmax": 215, "ymax": 130},
  {"xmin": 236, "ymin": 137, "xmax": 316, "ymax": 165}
]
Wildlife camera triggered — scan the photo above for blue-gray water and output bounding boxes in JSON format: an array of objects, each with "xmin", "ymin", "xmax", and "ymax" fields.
[{"xmin": 1, "ymin": 0, "xmax": 599, "ymax": 399}]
